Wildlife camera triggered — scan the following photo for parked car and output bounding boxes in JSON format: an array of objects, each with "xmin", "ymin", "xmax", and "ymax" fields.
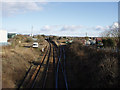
[{"xmin": 33, "ymin": 42, "xmax": 38, "ymax": 48}]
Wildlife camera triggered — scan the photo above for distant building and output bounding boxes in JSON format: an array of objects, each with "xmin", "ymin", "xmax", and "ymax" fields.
[
  {"xmin": 8, "ymin": 32, "xmax": 17, "ymax": 38},
  {"xmin": 96, "ymin": 38, "xmax": 102, "ymax": 42},
  {"xmin": 30, "ymin": 34, "xmax": 33, "ymax": 37},
  {"xmin": 85, "ymin": 40, "xmax": 91, "ymax": 45},
  {"xmin": 0, "ymin": 30, "xmax": 8, "ymax": 45}
]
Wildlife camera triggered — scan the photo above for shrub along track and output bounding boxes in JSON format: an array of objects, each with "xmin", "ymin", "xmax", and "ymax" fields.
[{"xmin": 65, "ymin": 42, "xmax": 119, "ymax": 88}]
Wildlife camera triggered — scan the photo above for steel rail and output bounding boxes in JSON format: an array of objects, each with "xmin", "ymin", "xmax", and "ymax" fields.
[
  {"xmin": 26, "ymin": 45, "xmax": 49, "ymax": 88},
  {"xmin": 42, "ymin": 42, "xmax": 51, "ymax": 88},
  {"xmin": 52, "ymin": 43, "xmax": 58, "ymax": 89},
  {"xmin": 62, "ymin": 47, "xmax": 68, "ymax": 90},
  {"xmin": 55, "ymin": 43, "xmax": 68, "ymax": 89},
  {"xmin": 58, "ymin": 47, "xmax": 68, "ymax": 89},
  {"xmin": 31, "ymin": 45, "xmax": 50, "ymax": 88},
  {"xmin": 18, "ymin": 43, "xmax": 49, "ymax": 89},
  {"xmin": 55, "ymin": 45, "xmax": 62, "ymax": 89},
  {"xmin": 18, "ymin": 65, "xmax": 33, "ymax": 89},
  {"xmin": 53, "ymin": 46, "xmax": 56, "ymax": 88}
]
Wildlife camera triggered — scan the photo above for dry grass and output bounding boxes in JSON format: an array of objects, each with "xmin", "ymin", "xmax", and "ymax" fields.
[
  {"xmin": 2, "ymin": 45, "xmax": 43, "ymax": 88},
  {"xmin": 65, "ymin": 41, "xmax": 119, "ymax": 88}
]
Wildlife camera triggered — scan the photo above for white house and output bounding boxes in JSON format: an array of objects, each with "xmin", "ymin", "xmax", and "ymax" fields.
[
  {"xmin": 0, "ymin": 30, "xmax": 8, "ymax": 44},
  {"xmin": 85, "ymin": 40, "xmax": 91, "ymax": 45}
]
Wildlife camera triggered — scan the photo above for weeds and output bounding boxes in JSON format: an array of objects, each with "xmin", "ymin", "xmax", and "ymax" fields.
[{"xmin": 65, "ymin": 41, "xmax": 119, "ymax": 88}]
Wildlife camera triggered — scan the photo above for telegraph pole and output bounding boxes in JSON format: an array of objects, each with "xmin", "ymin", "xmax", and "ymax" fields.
[
  {"xmin": 86, "ymin": 32, "xmax": 88, "ymax": 37},
  {"xmin": 31, "ymin": 26, "xmax": 33, "ymax": 37}
]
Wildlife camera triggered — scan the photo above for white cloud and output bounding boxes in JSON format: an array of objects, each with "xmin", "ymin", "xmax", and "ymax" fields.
[
  {"xmin": 93, "ymin": 24, "xmax": 117, "ymax": 31},
  {"xmin": 41, "ymin": 25, "xmax": 52, "ymax": 31},
  {"xmin": 40, "ymin": 25, "xmax": 83, "ymax": 32},
  {"xmin": 40, "ymin": 24, "xmax": 102, "ymax": 37},
  {"xmin": 61, "ymin": 25, "xmax": 83, "ymax": 31},
  {"xmin": 1, "ymin": 2, "xmax": 47, "ymax": 16},
  {"xmin": 94, "ymin": 22, "xmax": 119, "ymax": 31},
  {"xmin": 41, "ymin": 25, "xmax": 62, "ymax": 31},
  {"xmin": 98, "ymin": 22, "xmax": 119, "ymax": 30},
  {"xmin": 40, "ymin": 23, "xmax": 118, "ymax": 37},
  {"xmin": 111, "ymin": 22, "xmax": 119, "ymax": 29},
  {"xmin": 95, "ymin": 26, "xmax": 105, "ymax": 31}
]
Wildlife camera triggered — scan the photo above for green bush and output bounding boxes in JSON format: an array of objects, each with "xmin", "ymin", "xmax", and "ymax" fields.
[
  {"xmin": 102, "ymin": 38, "xmax": 115, "ymax": 48},
  {"xmin": 25, "ymin": 38, "xmax": 33, "ymax": 43},
  {"xmin": 102, "ymin": 39, "xmax": 108, "ymax": 47},
  {"xmin": 85, "ymin": 36, "xmax": 89, "ymax": 40},
  {"xmin": 107, "ymin": 38, "xmax": 115, "ymax": 47},
  {"xmin": 63, "ymin": 36, "xmax": 66, "ymax": 39},
  {"xmin": 41, "ymin": 34, "xmax": 45, "ymax": 38},
  {"xmin": 58, "ymin": 37, "xmax": 61, "ymax": 40}
]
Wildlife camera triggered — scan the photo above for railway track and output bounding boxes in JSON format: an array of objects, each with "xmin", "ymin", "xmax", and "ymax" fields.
[
  {"xmin": 18, "ymin": 40, "xmax": 68, "ymax": 89},
  {"xmin": 56, "ymin": 44, "xmax": 68, "ymax": 89},
  {"xmin": 18, "ymin": 41, "xmax": 50, "ymax": 89}
]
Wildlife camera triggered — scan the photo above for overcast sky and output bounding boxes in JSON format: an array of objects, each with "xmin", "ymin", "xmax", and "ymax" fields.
[{"xmin": 1, "ymin": 1, "xmax": 118, "ymax": 37}]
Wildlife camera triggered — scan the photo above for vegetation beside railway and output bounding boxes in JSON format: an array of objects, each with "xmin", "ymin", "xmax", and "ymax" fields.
[
  {"xmin": 2, "ymin": 35, "xmax": 48, "ymax": 88},
  {"xmin": 65, "ymin": 41, "xmax": 119, "ymax": 88},
  {"xmin": 2, "ymin": 34, "xmax": 120, "ymax": 88}
]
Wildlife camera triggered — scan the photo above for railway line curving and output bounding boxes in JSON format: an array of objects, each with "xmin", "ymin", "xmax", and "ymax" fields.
[{"xmin": 18, "ymin": 40, "xmax": 68, "ymax": 89}]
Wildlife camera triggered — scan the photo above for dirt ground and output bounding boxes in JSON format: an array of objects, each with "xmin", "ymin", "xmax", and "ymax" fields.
[{"xmin": 2, "ymin": 42, "xmax": 48, "ymax": 88}]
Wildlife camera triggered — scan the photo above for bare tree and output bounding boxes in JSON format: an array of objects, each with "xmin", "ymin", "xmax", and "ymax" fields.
[
  {"xmin": 100, "ymin": 22, "xmax": 119, "ymax": 47},
  {"xmin": 101, "ymin": 23, "xmax": 118, "ymax": 37}
]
